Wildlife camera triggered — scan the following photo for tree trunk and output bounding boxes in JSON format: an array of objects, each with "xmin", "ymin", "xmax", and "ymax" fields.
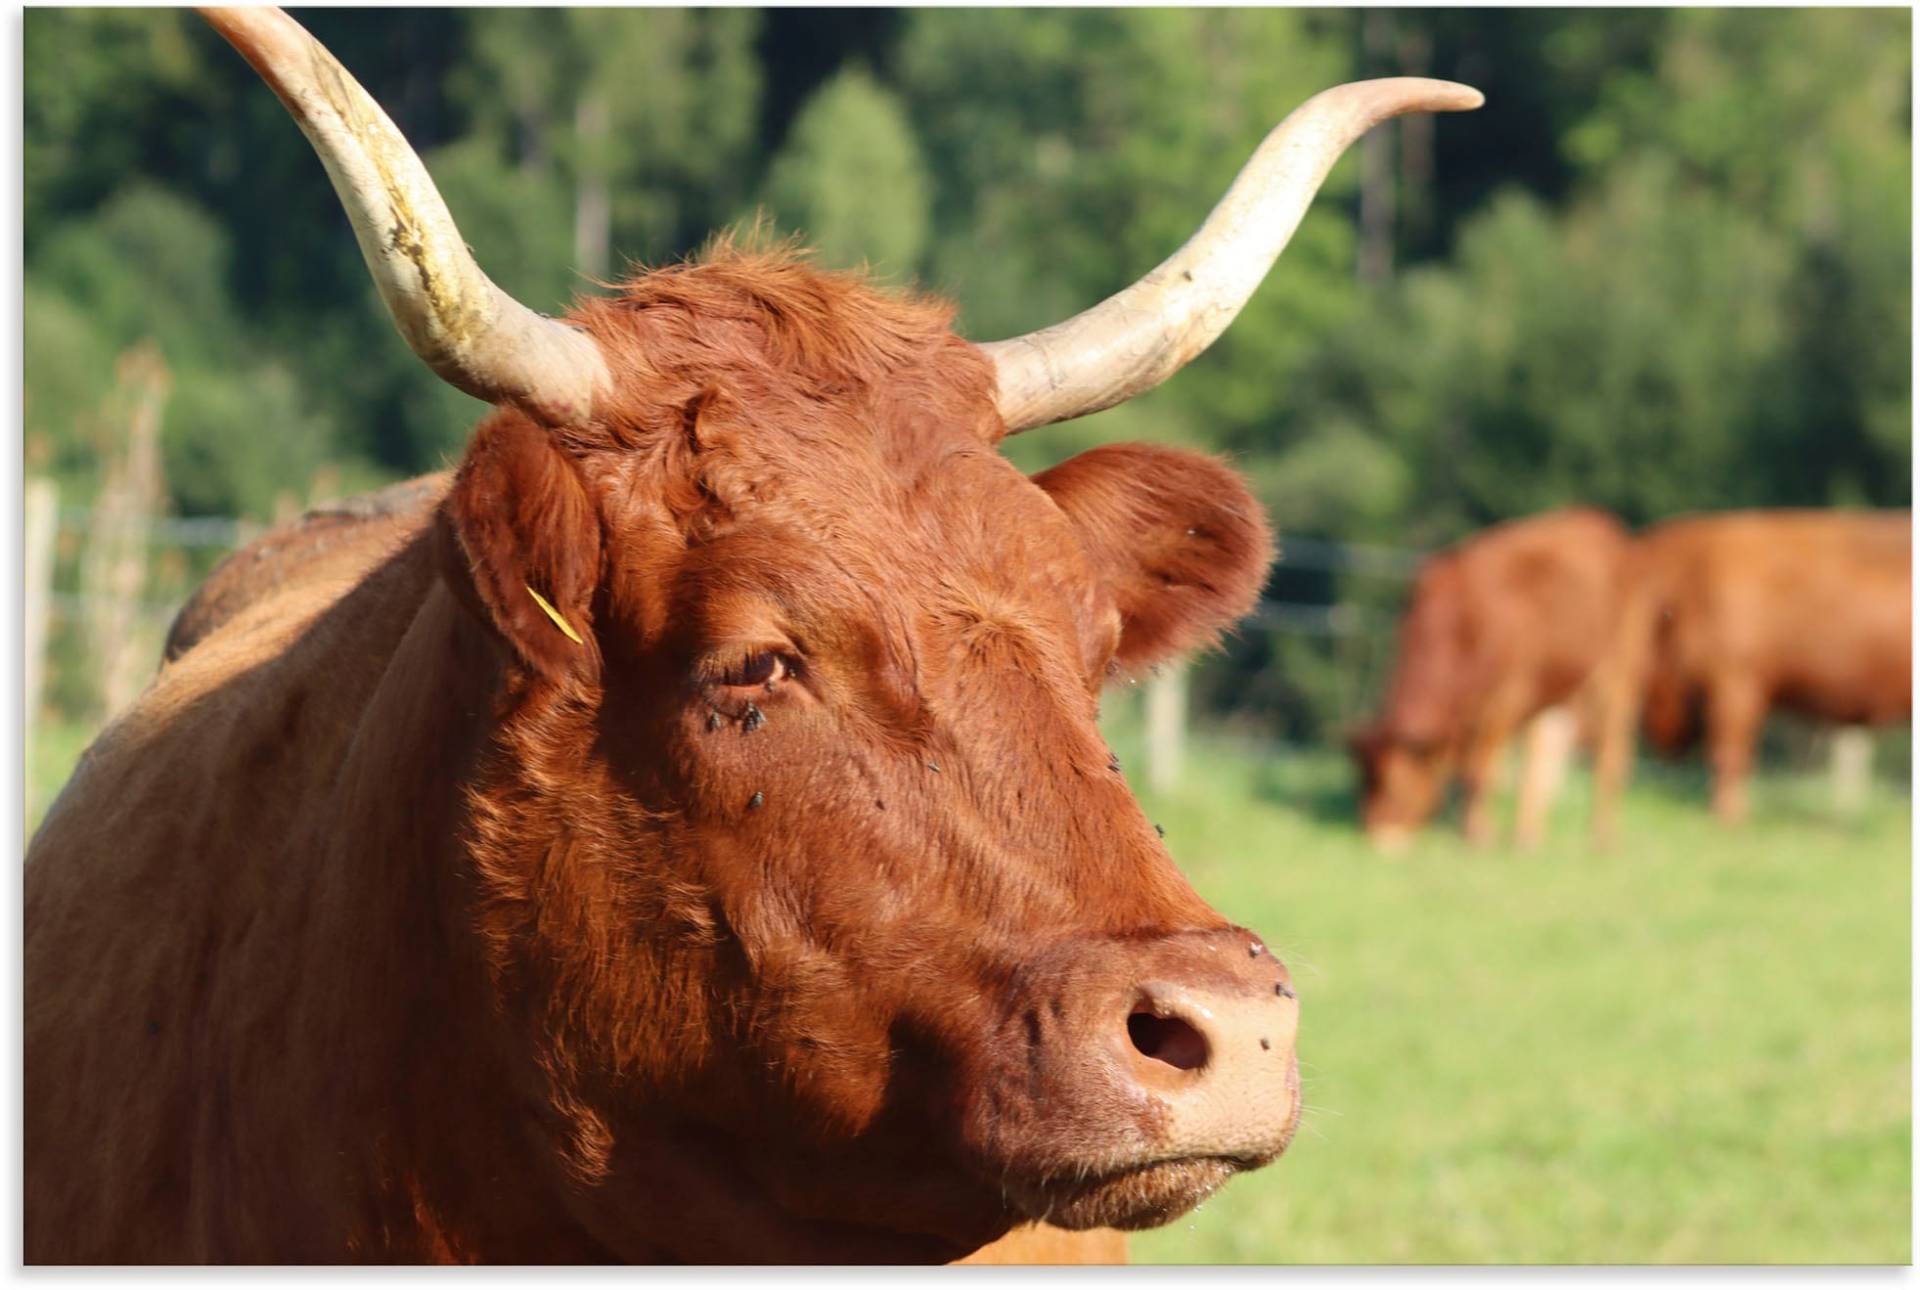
[
  {"xmin": 1356, "ymin": 9, "xmax": 1398, "ymax": 286},
  {"xmin": 1396, "ymin": 22, "xmax": 1436, "ymax": 252},
  {"xmin": 574, "ymin": 91, "xmax": 611, "ymax": 280}
]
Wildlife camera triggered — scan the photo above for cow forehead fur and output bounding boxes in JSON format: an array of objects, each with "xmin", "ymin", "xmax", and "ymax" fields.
[
  {"xmin": 525, "ymin": 246, "xmax": 1099, "ymax": 650},
  {"xmin": 569, "ymin": 241, "xmax": 1001, "ymax": 467}
]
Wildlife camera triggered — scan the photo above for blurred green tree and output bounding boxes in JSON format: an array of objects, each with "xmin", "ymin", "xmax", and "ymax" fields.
[
  {"xmin": 1292, "ymin": 164, "xmax": 1798, "ymax": 538},
  {"xmin": 26, "ymin": 184, "xmax": 338, "ymax": 519},
  {"xmin": 452, "ymin": 7, "xmax": 764, "ymax": 274},
  {"xmin": 758, "ymin": 66, "xmax": 931, "ymax": 277},
  {"xmin": 1566, "ymin": 8, "xmax": 1912, "ymax": 506},
  {"xmin": 23, "ymin": 9, "xmax": 209, "ymax": 252}
]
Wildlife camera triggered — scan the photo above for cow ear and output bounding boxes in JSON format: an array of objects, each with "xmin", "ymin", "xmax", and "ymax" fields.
[
  {"xmin": 444, "ymin": 411, "xmax": 604, "ymax": 684},
  {"xmin": 1033, "ymin": 442, "xmax": 1273, "ymax": 674}
]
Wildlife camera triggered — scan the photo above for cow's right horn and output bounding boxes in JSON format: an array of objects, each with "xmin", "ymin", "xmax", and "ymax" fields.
[
  {"xmin": 982, "ymin": 78, "xmax": 1483, "ymax": 434},
  {"xmin": 199, "ymin": 7, "xmax": 608, "ymax": 426}
]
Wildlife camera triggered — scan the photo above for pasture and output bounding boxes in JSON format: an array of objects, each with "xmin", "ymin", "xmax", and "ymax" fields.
[{"xmin": 1107, "ymin": 715, "xmax": 1911, "ymax": 1265}]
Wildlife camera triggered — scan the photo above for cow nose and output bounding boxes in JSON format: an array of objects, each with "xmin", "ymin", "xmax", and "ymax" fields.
[
  {"xmin": 1367, "ymin": 822, "xmax": 1415, "ymax": 855},
  {"xmin": 963, "ymin": 926, "xmax": 1303, "ymax": 1221},
  {"xmin": 1127, "ymin": 1002, "xmax": 1209, "ymax": 1072},
  {"xmin": 1115, "ymin": 970, "xmax": 1300, "ymax": 1163}
]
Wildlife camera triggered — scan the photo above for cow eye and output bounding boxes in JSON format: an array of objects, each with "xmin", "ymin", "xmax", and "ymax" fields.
[{"xmin": 719, "ymin": 650, "xmax": 788, "ymax": 689}]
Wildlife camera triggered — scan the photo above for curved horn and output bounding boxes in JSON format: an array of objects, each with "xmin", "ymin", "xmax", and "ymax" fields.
[
  {"xmin": 198, "ymin": 7, "xmax": 607, "ymax": 425},
  {"xmin": 982, "ymin": 77, "xmax": 1483, "ymax": 433}
]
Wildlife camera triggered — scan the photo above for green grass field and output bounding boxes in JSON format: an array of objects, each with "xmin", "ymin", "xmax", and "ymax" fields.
[
  {"xmin": 26, "ymin": 712, "xmax": 1910, "ymax": 1264},
  {"xmin": 1109, "ymin": 724, "xmax": 1910, "ymax": 1265}
]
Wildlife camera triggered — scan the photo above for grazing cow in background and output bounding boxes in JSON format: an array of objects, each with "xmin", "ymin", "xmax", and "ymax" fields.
[
  {"xmin": 1599, "ymin": 509, "xmax": 1911, "ymax": 826},
  {"xmin": 24, "ymin": 7, "xmax": 1482, "ymax": 1264},
  {"xmin": 1349, "ymin": 507, "xmax": 1633, "ymax": 850}
]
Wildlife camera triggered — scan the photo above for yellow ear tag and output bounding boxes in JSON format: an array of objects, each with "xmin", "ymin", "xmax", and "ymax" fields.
[{"xmin": 525, "ymin": 584, "xmax": 584, "ymax": 644}]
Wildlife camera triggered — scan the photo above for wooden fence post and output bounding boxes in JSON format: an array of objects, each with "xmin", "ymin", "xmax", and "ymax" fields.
[
  {"xmin": 1145, "ymin": 663, "xmax": 1187, "ymax": 795},
  {"xmin": 1830, "ymin": 727, "xmax": 1873, "ymax": 817},
  {"xmin": 80, "ymin": 342, "xmax": 171, "ymax": 720},
  {"xmin": 24, "ymin": 477, "xmax": 58, "ymax": 793}
]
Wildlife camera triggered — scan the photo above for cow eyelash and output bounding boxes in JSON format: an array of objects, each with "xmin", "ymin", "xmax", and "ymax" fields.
[{"xmin": 712, "ymin": 649, "xmax": 798, "ymax": 690}]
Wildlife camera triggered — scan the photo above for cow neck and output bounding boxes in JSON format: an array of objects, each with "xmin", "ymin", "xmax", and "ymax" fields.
[{"xmin": 261, "ymin": 532, "xmax": 602, "ymax": 1259}]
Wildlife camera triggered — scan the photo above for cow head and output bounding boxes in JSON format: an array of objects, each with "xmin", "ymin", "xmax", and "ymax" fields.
[
  {"xmin": 1349, "ymin": 554, "xmax": 1481, "ymax": 850},
  {"xmin": 206, "ymin": 7, "xmax": 1480, "ymax": 1261},
  {"xmin": 1348, "ymin": 722, "xmax": 1455, "ymax": 852}
]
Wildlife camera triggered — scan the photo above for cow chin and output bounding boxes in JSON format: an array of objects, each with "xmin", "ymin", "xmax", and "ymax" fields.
[
  {"xmin": 1006, "ymin": 1157, "xmax": 1243, "ymax": 1232},
  {"xmin": 995, "ymin": 1050, "xmax": 1304, "ymax": 1233}
]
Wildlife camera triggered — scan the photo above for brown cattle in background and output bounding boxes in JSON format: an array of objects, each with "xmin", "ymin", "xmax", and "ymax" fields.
[
  {"xmin": 1350, "ymin": 507, "xmax": 1634, "ymax": 849},
  {"xmin": 24, "ymin": 8, "xmax": 1483, "ymax": 1265},
  {"xmin": 1600, "ymin": 509, "xmax": 1911, "ymax": 825}
]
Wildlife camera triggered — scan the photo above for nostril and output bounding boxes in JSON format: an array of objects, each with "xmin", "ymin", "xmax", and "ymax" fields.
[{"xmin": 1127, "ymin": 1008, "xmax": 1209, "ymax": 1072}]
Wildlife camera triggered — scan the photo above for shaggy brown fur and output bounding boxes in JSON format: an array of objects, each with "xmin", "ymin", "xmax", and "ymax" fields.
[{"xmin": 26, "ymin": 247, "xmax": 1290, "ymax": 1263}]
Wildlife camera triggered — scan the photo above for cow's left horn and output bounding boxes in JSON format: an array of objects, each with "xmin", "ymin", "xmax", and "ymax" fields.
[
  {"xmin": 982, "ymin": 78, "xmax": 1482, "ymax": 434},
  {"xmin": 199, "ymin": 7, "xmax": 608, "ymax": 426}
]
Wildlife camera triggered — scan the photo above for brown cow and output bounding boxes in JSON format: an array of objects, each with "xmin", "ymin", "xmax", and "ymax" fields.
[
  {"xmin": 24, "ymin": 8, "xmax": 1481, "ymax": 1263},
  {"xmin": 1601, "ymin": 509, "xmax": 1911, "ymax": 825},
  {"xmin": 1349, "ymin": 507, "xmax": 1634, "ymax": 850},
  {"xmin": 161, "ymin": 485, "xmax": 1134, "ymax": 1268},
  {"xmin": 162, "ymin": 485, "xmax": 1135, "ymax": 1268}
]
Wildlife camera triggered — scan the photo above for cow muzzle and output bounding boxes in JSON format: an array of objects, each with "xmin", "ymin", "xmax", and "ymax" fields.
[
  {"xmin": 1366, "ymin": 821, "xmax": 1417, "ymax": 855},
  {"xmin": 961, "ymin": 928, "xmax": 1301, "ymax": 1231}
]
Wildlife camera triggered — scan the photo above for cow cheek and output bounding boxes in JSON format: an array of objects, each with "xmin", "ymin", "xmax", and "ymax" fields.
[
  {"xmin": 669, "ymin": 720, "xmax": 997, "ymax": 1149},
  {"xmin": 753, "ymin": 964, "xmax": 895, "ymax": 1140},
  {"xmin": 687, "ymin": 819, "xmax": 903, "ymax": 1140}
]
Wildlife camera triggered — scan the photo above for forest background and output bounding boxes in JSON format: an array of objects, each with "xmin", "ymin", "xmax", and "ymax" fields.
[{"xmin": 22, "ymin": 6, "xmax": 1913, "ymax": 743}]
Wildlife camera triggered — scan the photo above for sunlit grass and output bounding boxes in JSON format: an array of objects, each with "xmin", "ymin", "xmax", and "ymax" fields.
[{"xmin": 1107, "ymin": 718, "xmax": 1910, "ymax": 1264}]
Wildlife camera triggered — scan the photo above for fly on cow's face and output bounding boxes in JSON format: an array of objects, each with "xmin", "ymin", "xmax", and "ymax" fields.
[{"xmin": 743, "ymin": 702, "xmax": 765, "ymax": 733}]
